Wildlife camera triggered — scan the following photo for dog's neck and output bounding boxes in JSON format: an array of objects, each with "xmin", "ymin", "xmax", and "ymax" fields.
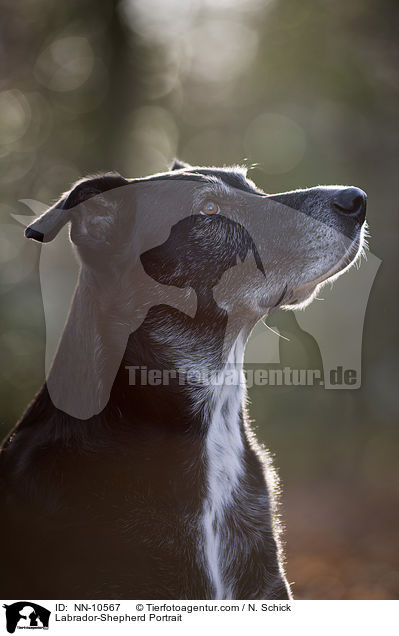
[
  {"xmin": 112, "ymin": 295, "xmax": 251, "ymax": 438},
  {"xmin": 121, "ymin": 284, "xmax": 253, "ymax": 380},
  {"xmin": 46, "ymin": 272, "xmax": 256, "ymax": 422}
]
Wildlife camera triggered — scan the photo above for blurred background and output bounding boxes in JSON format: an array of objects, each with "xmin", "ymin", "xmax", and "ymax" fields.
[{"xmin": 0, "ymin": 0, "xmax": 398, "ymax": 599}]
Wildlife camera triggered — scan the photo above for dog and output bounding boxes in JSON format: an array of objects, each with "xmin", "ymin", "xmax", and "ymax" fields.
[{"xmin": 0, "ymin": 159, "xmax": 366, "ymax": 599}]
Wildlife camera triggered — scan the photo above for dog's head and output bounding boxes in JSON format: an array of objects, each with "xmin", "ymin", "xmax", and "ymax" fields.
[
  {"xmin": 26, "ymin": 158, "xmax": 366, "ymax": 313},
  {"xmin": 137, "ymin": 159, "xmax": 367, "ymax": 318}
]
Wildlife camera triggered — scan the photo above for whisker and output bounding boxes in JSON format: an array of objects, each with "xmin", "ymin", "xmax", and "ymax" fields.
[{"xmin": 261, "ymin": 318, "xmax": 290, "ymax": 342}]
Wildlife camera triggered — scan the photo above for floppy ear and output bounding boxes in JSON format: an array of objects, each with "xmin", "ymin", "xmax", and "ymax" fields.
[
  {"xmin": 170, "ymin": 158, "xmax": 192, "ymax": 171},
  {"xmin": 25, "ymin": 173, "xmax": 128, "ymax": 243}
]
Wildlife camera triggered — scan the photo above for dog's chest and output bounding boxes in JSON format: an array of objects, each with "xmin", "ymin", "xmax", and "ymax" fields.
[{"xmin": 199, "ymin": 376, "xmax": 245, "ymax": 599}]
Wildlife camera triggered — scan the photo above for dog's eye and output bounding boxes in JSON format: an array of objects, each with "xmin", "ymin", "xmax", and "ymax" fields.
[{"xmin": 200, "ymin": 200, "xmax": 220, "ymax": 215}]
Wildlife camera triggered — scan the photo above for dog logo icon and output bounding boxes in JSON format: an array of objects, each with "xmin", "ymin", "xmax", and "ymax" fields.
[{"xmin": 2, "ymin": 602, "xmax": 50, "ymax": 633}]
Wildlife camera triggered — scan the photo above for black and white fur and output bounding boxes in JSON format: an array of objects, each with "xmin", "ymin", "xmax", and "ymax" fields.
[{"xmin": 0, "ymin": 159, "xmax": 366, "ymax": 599}]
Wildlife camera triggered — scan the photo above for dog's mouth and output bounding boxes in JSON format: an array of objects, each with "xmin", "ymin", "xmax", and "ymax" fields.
[{"xmin": 269, "ymin": 224, "xmax": 366, "ymax": 310}]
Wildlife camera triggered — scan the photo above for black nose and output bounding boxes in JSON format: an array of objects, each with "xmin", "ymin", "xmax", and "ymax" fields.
[{"xmin": 333, "ymin": 187, "xmax": 367, "ymax": 222}]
